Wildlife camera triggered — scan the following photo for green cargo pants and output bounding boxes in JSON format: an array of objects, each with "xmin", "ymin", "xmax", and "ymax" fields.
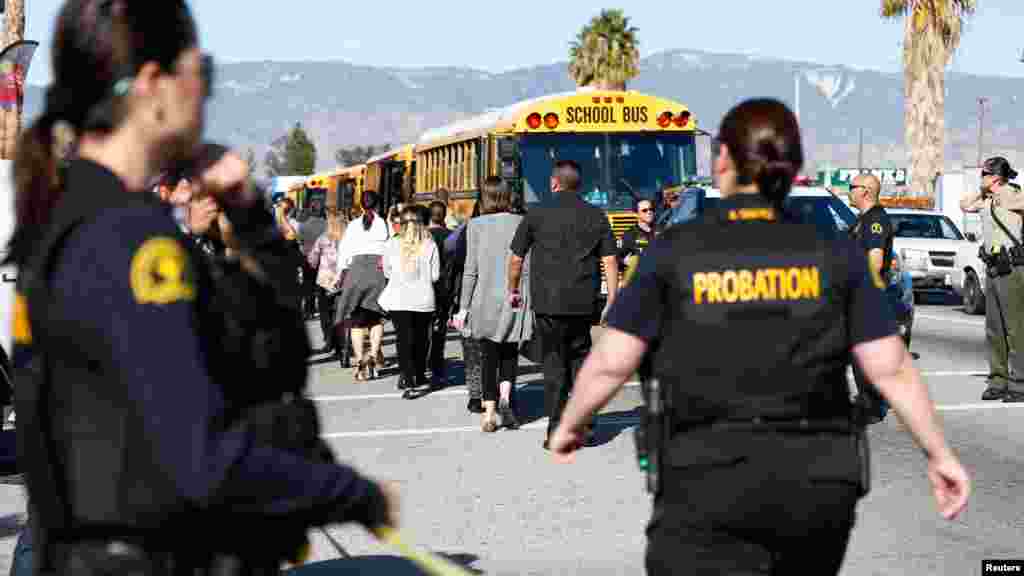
[{"xmin": 985, "ymin": 268, "xmax": 1024, "ymax": 396}]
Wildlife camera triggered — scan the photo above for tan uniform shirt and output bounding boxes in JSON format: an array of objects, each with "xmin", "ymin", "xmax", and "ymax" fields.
[{"xmin": 962, "ymin": 184, "xmax": 1024, "ymax": 252}]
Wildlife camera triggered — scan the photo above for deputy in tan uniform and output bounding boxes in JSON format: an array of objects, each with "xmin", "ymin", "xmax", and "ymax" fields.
[{"xmin": 961, "ymin": 156, "xmax": 1024, "ymax": 402}]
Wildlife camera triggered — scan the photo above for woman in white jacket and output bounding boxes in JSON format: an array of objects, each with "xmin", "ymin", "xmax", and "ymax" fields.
[
  {"xmin": 379, "ymin": 205, "xmax": 440, "ymax": 396},
  {"xmin": 334, "ymin": 191, "xmax": 390, "ymax": 380}
]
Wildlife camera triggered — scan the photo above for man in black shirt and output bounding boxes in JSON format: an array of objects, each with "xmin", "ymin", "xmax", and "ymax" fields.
[
  {"xmin": 427, "ymin": 201, "xmax": 452, "ymax": 388},
  {"xmin": 620, "ymin": 198, "xmax": 656, "ymax": 276},
  {"xmin": 508, "ymin": 160, "xmax": 619, "ymax": 449},
  {"xmin": 849, "ymin": 173, "xmax": 894, "ymax": 423}
]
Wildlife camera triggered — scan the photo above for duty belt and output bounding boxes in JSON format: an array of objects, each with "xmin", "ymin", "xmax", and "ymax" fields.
[
  {"xmin": 980, "ymin": 246, "xmax": 1019, "ymax": 277},
  {"xmin": 705, "ymin": 416, "xmax": 857, "ymax": 434}
]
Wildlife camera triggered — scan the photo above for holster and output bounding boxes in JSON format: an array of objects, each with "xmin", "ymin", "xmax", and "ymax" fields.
[
  {"xmin": 983, "ymin": 248, "xmax": 1013, "ymax": 278},
  {"xmin": 1010, "ymin": 246, "xmax": 1024, "ymax": 267},
  {"xmin": 636, "ymin": 378, "xmax": 669, "ymax": 497}
]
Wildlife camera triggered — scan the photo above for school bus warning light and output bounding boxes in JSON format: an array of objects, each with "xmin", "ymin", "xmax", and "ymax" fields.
[
  {"xmin": 543, "ymin": 113, "xmax": 559, "ymax": 129},
  {"xmin": 527, "ymin": 113, "xmax": 543, "ymax": 129},
  {"xmin": 657, "ymin": 112, "xmax": 673, "ymax": 128},
  {"xmin": 673, "ymin": 111, "xmax": 691, "ymax": 127}
]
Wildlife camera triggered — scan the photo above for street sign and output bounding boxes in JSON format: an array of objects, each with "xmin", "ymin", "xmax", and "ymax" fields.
[{"xmin": 822, "ymin": 168, "xmax": 908, "ymax": 187}]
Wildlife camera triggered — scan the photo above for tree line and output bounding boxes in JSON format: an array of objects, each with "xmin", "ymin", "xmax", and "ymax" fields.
[{"xmin": 253, "ymin": 121, "xmax": 390, "ymax": 179}]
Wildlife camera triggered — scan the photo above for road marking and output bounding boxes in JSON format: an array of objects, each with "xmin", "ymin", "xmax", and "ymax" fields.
[
  {"xmin": 311, "ymin": 381, "xmax": 643, "ymax": 404},
  {"xmin": 915, "ymin": 314, "xmax": 984, "ymax": 328},
  {"xmin": 321, "ymin": 415, "xmax": 640, "ymax": 439},
  {"xmin": 311, "ymin": 372, "xmax": 986, "ymax": 404},
  {"xmin": 936, "ymin": 402, "xmax": 1024, "ymax": 412},
  {"xmin": 318, "ymin": 402, "xmax": 1022, "ymax": 439}
]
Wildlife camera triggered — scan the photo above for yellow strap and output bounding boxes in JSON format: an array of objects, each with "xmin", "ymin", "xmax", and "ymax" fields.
[
  {"xmin": 373, "ymin": 527, "xmax": 475, "ymax": 576},
  {"xmin": 622, "ymin": 254, "xmax": 641, "ymax": 286}
]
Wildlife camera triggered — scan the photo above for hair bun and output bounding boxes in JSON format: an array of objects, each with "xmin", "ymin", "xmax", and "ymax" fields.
[{"xmin": 756, "ymin": 160, "xmax": 796, "ymax": 206}]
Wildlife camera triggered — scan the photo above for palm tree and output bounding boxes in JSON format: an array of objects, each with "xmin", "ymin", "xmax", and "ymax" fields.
[
  {"xmin": 881, "ymin": 0, "xmax": 976, "ymax": 199},
  {"xmin": 568, "ymin": 9, "xmax": 640, "ymax": 91},
  {"xmin": 1, "ymin": 0, "xmax": 25, "ymax": 160}
]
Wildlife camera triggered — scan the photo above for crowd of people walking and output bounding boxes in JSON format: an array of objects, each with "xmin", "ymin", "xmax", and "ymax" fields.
[{"xmin": 284, "ymin": 161, "xmax": 696, "ymax": 440}]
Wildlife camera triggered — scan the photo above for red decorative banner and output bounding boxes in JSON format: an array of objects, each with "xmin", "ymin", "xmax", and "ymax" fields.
[{"xmin": 0, "ymin": 41, "xmax": 39, "ymax": 111}]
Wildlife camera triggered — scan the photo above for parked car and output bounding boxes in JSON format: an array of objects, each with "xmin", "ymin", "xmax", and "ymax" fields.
[
  {"xmin": 952, "ymin": 230, "xmax": 986, "ymax": 315},
  {"xmin": 886, "ymin": 208, "xmax": 972, "ymax": 301}
]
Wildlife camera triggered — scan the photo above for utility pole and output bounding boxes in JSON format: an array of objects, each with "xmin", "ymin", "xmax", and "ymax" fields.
[
  {"xmin": 977, "ymin": 97, "xmax": 989, "ymax": 168},
  {"xmin": 794, "ymin": 72, "xmax": 801, "ymax": 122},
  {"xmin": 857, "ymin": 127, "xmax": 864, "ymax": 172}
]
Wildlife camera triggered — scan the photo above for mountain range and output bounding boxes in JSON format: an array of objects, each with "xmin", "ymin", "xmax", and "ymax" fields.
[{"xmin": 21, "ymin": 48, "xmax": 1024, "ymax": 176}]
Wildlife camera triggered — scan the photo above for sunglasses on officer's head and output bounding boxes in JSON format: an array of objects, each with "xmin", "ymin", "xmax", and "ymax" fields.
[{"xmin": 200, "ymin": 54, "xmax": 214, "ymax": 99}]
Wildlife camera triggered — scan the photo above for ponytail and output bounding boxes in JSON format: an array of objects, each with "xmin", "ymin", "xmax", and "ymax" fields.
[
  {"xmin": 7, "ymin": 116, "xmax": 62, "ymax": 264},
  {"xmin": 755, "ymin": 160, "xmax": 796, "ymax": 210},
  {"xmin": 361, "ymin": 190, "xmax": 380, "ymax": 231},
  {"xmin": 716, "ymin": 99, "xmax": 803, "ymax": 211}
]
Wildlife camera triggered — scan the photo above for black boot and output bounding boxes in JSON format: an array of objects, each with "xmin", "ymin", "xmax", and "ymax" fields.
[{"xmin": 982, "ymin": 387, "xmax": 1007, "ymax": 401}]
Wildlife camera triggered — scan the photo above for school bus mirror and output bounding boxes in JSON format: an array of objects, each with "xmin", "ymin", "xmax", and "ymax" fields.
[
  {"xmin": 501, "ymin": 159, "xmax": 519, "ymax": 179},
  {"xmin": 498, "ymin": 138, "xmax": 519, "ymax": 159}
]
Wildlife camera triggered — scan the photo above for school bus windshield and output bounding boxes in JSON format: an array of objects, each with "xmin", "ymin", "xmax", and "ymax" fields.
[{"xmin": 519, "ymin": 132, "xmax": 697, "ymax": 210}]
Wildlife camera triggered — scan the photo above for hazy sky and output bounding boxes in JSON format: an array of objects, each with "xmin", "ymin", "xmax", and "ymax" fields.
[{"xmin": 14, "ymin": 1, "xmax": 1024, "ymax": 86}]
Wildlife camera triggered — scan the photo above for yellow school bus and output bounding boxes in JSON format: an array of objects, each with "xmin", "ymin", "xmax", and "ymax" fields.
[
  {"xmin": 413, "ymin": 88, "xmax": 705, "ymax": 236},
  {"xmin": 335, "ymin": 164, "xmax": 367, "ymax": 214},
  {"xmin": 366, "ymin": 144, "xmax": 415, "ymax": 214},
  {"xmin": 303, "ymin": 165, "xmax": 367, "ymax": 215}
]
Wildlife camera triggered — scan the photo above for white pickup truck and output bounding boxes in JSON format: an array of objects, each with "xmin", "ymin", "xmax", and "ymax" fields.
[
  {"xmin": 951, "ymin": 229, "xmax": 987, "ymax": 315},
  {"xmin": 887, "ymin": 208, "xmax": 973, "ymax": 302}
]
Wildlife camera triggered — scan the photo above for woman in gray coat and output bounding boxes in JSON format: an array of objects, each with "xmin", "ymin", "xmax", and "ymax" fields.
[{"xmin": 456, "ymin": 177, "xmax": 533, "ymax": 432}]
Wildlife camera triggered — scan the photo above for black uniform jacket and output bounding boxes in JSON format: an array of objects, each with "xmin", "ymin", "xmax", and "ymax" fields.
[
  {"xmin": 851, "ymin": 204, "xmax": 894, "ymax": 284},
  {"xmin": 16, "ymin": 159, "xmax": 382, "ymax": 550},
  {"xmin": 606, "ymin": 194, "xmax": 899, "ymax": 484}
]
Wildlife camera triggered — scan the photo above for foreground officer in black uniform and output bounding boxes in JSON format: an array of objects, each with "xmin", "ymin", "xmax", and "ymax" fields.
[
  {"xmin": 11, "ymin": 2, "xmax": 397, "ymax": 574},
  {"xmin": 548, "ymin": 99, "xmax": 970, "ymax": 575}
]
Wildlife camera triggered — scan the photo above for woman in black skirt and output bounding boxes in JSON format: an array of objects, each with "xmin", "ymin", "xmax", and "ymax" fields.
[{"xmin": 334, "ymin": 191, "xmax": 390, "ymax": 380}]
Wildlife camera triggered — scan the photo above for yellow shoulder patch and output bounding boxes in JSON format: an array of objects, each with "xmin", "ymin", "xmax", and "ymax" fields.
[
  {"xmin": 871, "ymin": 222, "xmax": 883, "ymax": 235},
  {"xmin": 12, "ymin": 292, "xmax": 31, "ymax": 345},
  {"xmin": 869, "ymin": 262, "xmax": 886, "ymax": 290},
  {"xmin": 728, "ymin": 208, "xmax": 776, "ymax": 222},
  {"xmin": 129, "ymin": 237, "xmax": 195, "ymax": 305}
]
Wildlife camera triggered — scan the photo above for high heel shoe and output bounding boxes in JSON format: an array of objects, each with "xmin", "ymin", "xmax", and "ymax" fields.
[
  {"xmin": 481, "ymin": 402, "xmax": 498, "ymax": 433},
  {"xmin": 482, "ymin": 414, "xmax": 498, "ymax": 433},
  {"xmin": 365, "ymin": 356, "xmax": 377, "ymax": 380},
  {"xmin": 498, "ymin": 398, "xmax": 519, "ymax": 430},
  {"xmin": 498, "ymin": 381, "xmax": 519, "ymax": 429}
]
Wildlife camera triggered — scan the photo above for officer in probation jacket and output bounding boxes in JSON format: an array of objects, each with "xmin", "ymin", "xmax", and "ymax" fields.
[{"xmin": 547, "ymin": 98, "xmax": 970, "ymax": 575}]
